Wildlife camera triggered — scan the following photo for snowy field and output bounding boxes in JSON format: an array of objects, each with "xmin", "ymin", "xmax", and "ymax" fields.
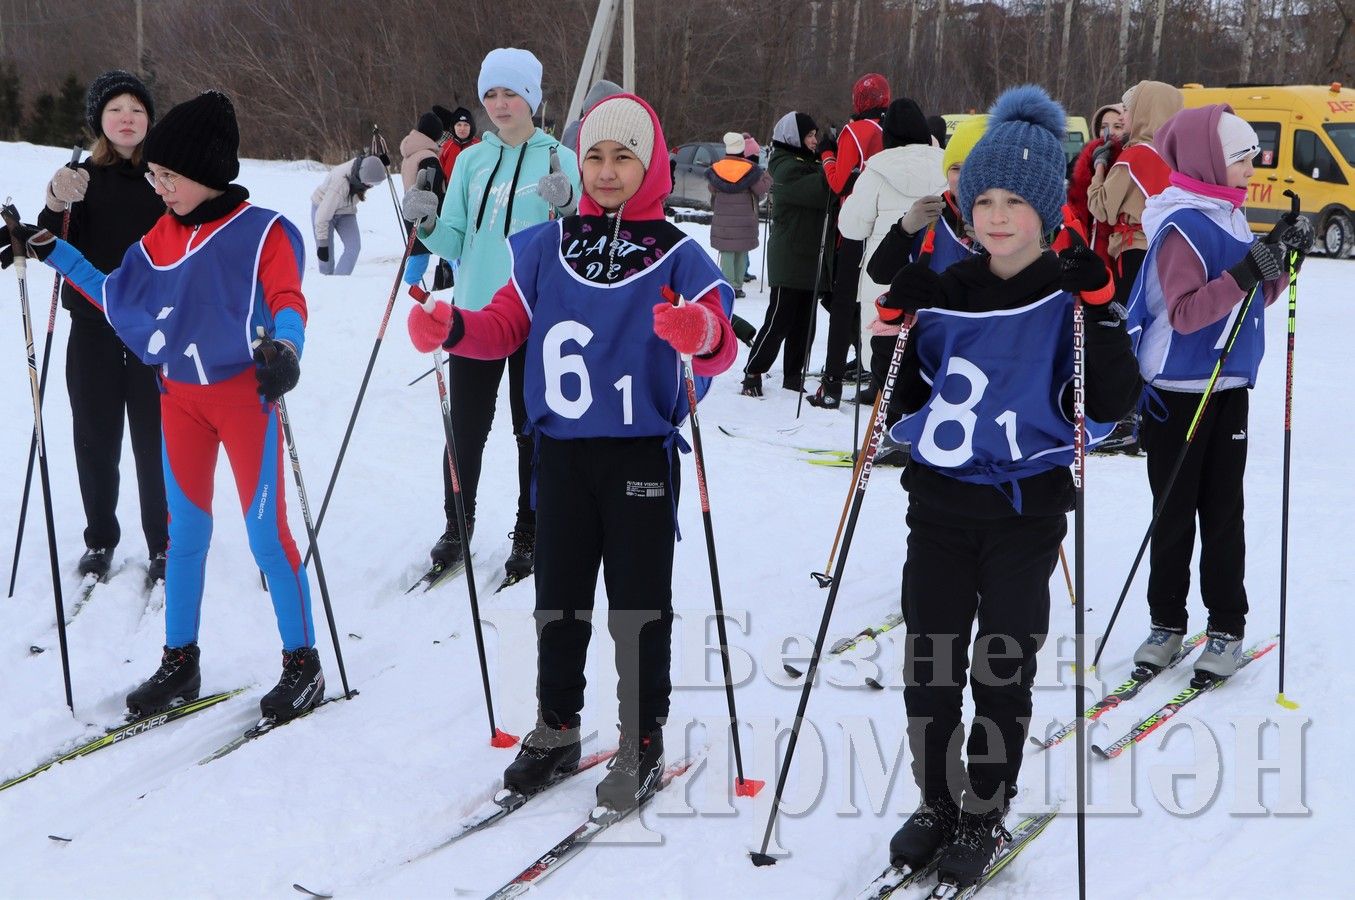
[{"xmin": 0, "ymin": 140, "xmax": 1347, "ymax": 898}]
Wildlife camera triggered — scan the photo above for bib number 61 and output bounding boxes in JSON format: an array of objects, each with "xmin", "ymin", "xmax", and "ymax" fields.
[{"xmin": 542, "ymin": 320, "xmax": 633, "ymax": 424}]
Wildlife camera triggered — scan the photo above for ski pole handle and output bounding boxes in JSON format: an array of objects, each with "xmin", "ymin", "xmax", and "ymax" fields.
[
  {"xmin": 659, "ymin": 285, "xmax": 694, "ymax": 362},
  {"xmin": 66, "ymin": 145, "xmax": 82, "ymax": 169}
]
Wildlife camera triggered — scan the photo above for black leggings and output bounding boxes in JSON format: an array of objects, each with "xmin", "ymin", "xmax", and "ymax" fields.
[
  {"xmin": 441, "ymin": 346, "xmax": 532, "ymax": 526},
  {"xmin": 66, "ymin": 316, "xmax": 167, "ymax": 554},
  {"xmin": 744, "ymin": 285, "xmax": 815, "ymax": 384},
  {"xmin": 822, "ymin": 237, "xmax": 864, "ymax": 380}
]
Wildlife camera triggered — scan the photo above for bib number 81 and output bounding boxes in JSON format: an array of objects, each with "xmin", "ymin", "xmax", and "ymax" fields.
[{"xmin": 918, "ymin": 355, "xmax": 1022, "ymax": 465}]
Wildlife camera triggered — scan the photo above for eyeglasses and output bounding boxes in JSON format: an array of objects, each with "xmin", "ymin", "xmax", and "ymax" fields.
[{"xmin": 145, "ymin": 170, "xmax": 180, "ymax": 193}]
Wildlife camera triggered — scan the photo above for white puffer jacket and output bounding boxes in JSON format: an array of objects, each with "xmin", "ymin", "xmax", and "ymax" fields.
[{"xmin": 837, "ymin": 144, "xmax": 947, "ymax": 368}]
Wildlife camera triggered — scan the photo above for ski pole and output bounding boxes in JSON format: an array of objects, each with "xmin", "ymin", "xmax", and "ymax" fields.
[
  {"xmin": 1091, "ymin": 281, "xmax": 1267, "ymax": 671},
  {"xmin": 2, "ymin": 201, "xmax": 73, "ymax": 712},
  {"xmin": 1059, "ymin": 545, "xmax": 1075, "ymax": 606},
  {"xmin": 268, "ymin": 391, "xmax": 354, "ymax": 702},
  {"xmin": 1277, "ymin": 189, "xmax": 1302, "ymax": 710},
  {"xmin": 302, "ymin": 228, "xmax": 418, "ymax": 567},
  {"xmin": 370, "ymin": 125, "xmax": 406, "ymax": 237},
  {"xmin": 1071, "ymin": 291, "xmax": 1089, "ymax": 900},
  {"xmin": 795, "ymin": 198, "xmax": 835, "ymax": 418},
  {"xmin": 9, "ymin": 145, "xmax": 80, "ymax": 598},
  {"xmin": 661, "ymin": 286, "xmax": 763, "ymax": 798},
  {"xmin": 414, "ymin": 288, "xmax": 517, "ymax": 749},
  {"xmin": 407, "ymin": 363, "xmax": 437, "ymax": 387},
  {"xmin": 752, "ymin": 310, "xmax": 915, "ymax": 866},
  {"xmin": 811, "ymin": 386, "xmax": 884, "ymax": 588}
]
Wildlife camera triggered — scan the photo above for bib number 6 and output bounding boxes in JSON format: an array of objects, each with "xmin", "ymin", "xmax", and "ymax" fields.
[{"xmin": 542, "ymin": 320, "xmax": 633, "ymax": 424}]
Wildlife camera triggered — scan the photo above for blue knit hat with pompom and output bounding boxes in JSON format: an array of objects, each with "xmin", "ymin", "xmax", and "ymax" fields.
[{"xmin": 958, "ymin": 85, "xmax": 1067, "ymax": 233}]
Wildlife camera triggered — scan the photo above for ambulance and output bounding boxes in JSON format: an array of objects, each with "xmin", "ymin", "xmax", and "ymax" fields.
[{"xmin": 1182, "ymin": 83, "xmax": 1355, "ymax": 257}]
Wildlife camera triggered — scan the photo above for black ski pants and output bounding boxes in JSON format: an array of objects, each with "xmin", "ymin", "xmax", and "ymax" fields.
[
  {"xmin": 441, "ymin": 346, "xmax": 532, "ymax": 529},
  {"xmin": 822, "ymin": 237, "xmax": 864, "ymax": 381},
  {"xmin": 1140, "ymin": 386, "xmax": 1250, "ymax": 636},
  {"xmin": 744, "ymin": 285, "xmax": 815, "ymax": 387},
  {"xmin": 532, "ymin": 435, "xmax": 678, "ymax": 734},
  {"xmin": 901, "ymin": 505, "xmax": 1064, "ymax": 809},
  {"xmin": 66, "ymin": 316, "xmax": 168, "ymax": 555}
]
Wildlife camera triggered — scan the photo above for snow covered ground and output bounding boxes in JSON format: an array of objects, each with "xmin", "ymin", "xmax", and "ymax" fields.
[{"xmin": 0, "ymin": 139, "xmax": 1346, "ymax": 898}]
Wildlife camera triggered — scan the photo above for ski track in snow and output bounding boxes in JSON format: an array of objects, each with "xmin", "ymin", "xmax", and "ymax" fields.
[{"xmin": 0, "ymin": 141, "xmax": 1344, "ymax": 898}]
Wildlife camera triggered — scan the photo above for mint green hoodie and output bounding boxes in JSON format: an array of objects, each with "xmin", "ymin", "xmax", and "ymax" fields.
[{"xmin": 421, "ymin": 128, "xmax": 580, "ymax": 310}]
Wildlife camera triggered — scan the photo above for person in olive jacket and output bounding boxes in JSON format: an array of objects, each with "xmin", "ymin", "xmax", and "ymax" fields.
[
  {"xmin": 36, "ymin": 70, "xmax": 168, "ymax": 586},
  {"xmin": 740, "ymin": 111, "xmax": 832, "ymax": 397}
]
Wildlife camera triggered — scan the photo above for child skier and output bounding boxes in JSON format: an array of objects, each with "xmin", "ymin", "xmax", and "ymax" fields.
[
  {"xmin": 874, "ymin": 86, "xmax": 1141, "ymax": 887},
  {"xmin": 2, "ymin": 91, "xmax": 322, "ymax": 723},
  {"xmin": 405, "ymin": 93, "xmax": 735, "ymax": 811},
  {"xmin": 1125, "ymin": 104, "xmax": 1311, "ymax": 679}
]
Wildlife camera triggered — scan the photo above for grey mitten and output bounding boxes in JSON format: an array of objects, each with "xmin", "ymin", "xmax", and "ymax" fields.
[
  {"xmin": 1228, "ymin": 240, "xmax": 1285, "ymax": 293},
  {"xmin": 401, "ymin": 188, "xmax": 439, "ymax": 233},
  {"xmin": 47, "ymin": 166, "xmax": 90, "ymax": 210},
  {"xmin": 1092, "ymin": 140, "xmax": 1116, "ymax": 170},
  {"xmin": 536, "ymin": 148, "xmax": 573, "ymax": 210},
  {"xmin": 899, "ymin": 195, "xmax": 945, "ymax": 235}
]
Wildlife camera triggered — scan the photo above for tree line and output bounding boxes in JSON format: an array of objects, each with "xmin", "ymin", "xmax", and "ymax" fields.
[{"xmin": 0, "ymin": 0, "xmax": 1352, "ymax": 163}]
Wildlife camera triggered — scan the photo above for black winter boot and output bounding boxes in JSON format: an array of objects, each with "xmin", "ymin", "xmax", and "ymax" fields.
[
  {"xmin": 807, "ymin": 375, "xmax": 843, "ymax": 409},
  {"xmin": 259, "ymin": 647, "xmax": 325, "ymax": 723},
  {"xmin": 935, "ymin": 805, "xmax": 1011, "ymax": 888},
  {"xmin": 595, "ymin": 726, "xmax": 665, "ymax": 811},
  {"xmin": 126, "ymin": 644, "xmax": 201, "ymax": 718},
  {"xmin": 740, "ymin": 373, "xmax": 763, "ymax": 397},
  {"xmin": 503, "ymin": 711, "xmax": 583, "ymax": 795},
  {"xmin": 146, "ymin": 551, "xmax": 167, "ymax": 586},
  {"xmin": 505, "ymin": 517, "xmax": 536, "ymax": 582}
]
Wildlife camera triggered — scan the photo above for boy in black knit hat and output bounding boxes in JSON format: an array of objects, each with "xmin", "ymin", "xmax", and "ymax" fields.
[{"xmin": 2, "ymin": 90, "xmax": 324, "ymax": 724}]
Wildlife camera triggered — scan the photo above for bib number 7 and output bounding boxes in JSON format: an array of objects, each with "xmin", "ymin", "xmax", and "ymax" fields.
[{"xmin": 917, "ymin": 355, "xmax": 1022, "ymax": 466}]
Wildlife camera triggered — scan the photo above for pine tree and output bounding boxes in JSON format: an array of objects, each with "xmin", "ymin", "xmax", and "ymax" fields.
[
  {"xmin": 56, "ymin": 74, "xmax": 86, "ymax": 147},
  {"xmin": 0, "ymin": 63, "xmax": 20, "ymax": 141},
  {"xmin": 26, "ymin": 92, "xmax": 57, "ymax": 146}
]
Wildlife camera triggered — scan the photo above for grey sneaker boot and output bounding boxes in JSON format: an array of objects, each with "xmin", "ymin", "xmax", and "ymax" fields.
[
  {"xmin": 1133, "ymin": 625, "xmax": 1185, "ymax": 670},
  {"xmin": 1194, "ymin": 630, "xmax": 1245, "ymax": 681}
]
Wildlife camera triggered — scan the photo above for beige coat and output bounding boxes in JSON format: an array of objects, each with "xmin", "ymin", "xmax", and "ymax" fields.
[{"xmin": 399, "ymin": 129, "xmax": 440, "ymax": 191}]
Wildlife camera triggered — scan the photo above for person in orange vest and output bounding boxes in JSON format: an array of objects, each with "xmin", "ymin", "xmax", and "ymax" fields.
[{"xmin": 808, "ymin": 72, "xmax": 890, "ymax": 409}]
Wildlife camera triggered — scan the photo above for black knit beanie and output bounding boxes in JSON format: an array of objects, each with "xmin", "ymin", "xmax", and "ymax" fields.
[
  {"xmin": 882, "ymin": 98, "xmax": 931, "ymax": 149},
  {"xmin": 417, "ymin": 111, "xmax": 443, "ymax": 142},
  {"xmin": 144, "ymin": 91, "xmax": 240, "ymax": 190},
  {"xmin": 795, "ymin": 112, "xmax": 817, "ymax": 147},
  {"xmin": 450, "ymin": 106, "xmax": 476, "ymax": 140},
  {"xmin": 85, "ymin": 70, "xmax": 155, "ymax": 135},
  {"xmin": 431, "ymin": 105, "xmax": 455, "ymax": 132}
]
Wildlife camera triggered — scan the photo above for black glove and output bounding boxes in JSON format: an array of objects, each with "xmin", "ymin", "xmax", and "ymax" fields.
[
  {"xmin": 880, "ymin": 260, "xmax": 943, "ymax": 319},
  {"xmin": 1085, "ymin": 299, "xmax": 1129, "ymax": 329},
  {"xmin": 1228, "ymin": 240, "xmax": 1285, "ymax": 293},
  {"xmin": 252, "ymin": 336, "xmax": 300, "ymax": 402},
  {"xmin": 432, "ymin": 258, "xmax": 455, "ymax": 291},
  {"xmin": 377, "ymin": 151, "xmax": 391, "ymax": 167},
  {"xmin": 817, "ymin": 129, "xmax": 838, "ymax": 158},
  {"xmin": 317, "ymin": 244, "xmax": 330, "ymax": 263},
  {"xmin": 1058, "ymin": 242, "xmax": 1110, "ymax": 294},
  {"xmin": 0, "ymin": 209, "xmax": 57, "ymax": 269},
  {"xmin": 1266, "ymin": 214, "xmax": 1315, "ymax": 255}
]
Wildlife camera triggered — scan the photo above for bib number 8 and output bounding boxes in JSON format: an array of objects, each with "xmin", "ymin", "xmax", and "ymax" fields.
[
  {"xmin": 918, "ymin": 355, "xmax": 1022, "ymax": 466},
  {"xmin": 542, "ymin": 319, "xmax": 633, "ymax": 423}
]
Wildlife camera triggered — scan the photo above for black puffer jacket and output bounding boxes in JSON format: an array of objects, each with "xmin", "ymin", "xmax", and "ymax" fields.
[{"xmin": 37, "ymin": 157, "xmax": 164, "ymax": 323}]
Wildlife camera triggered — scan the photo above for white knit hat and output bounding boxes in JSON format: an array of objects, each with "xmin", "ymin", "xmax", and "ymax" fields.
[
  {"xmin": 478, "ymin": 47, "xmax": 543, "ymax": 114},
  {"xmin": 578, "ymin": 96, "xmax": 654, "ymax": 169},
  {"xmin": 1217, "ymin": 111, "xmax": 1260, "ymax": 164},
  {"xmin": 723, "ymin": 131, "xmax": 745, "ymax": 155}
]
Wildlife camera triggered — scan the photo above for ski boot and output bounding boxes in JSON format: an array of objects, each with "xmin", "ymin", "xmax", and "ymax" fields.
[
  {"xmin": 935, "ymin": 804, "xmax": 1010, "ymax": 889},
  {"xmin": 806, "ymin": 375, "xmax": 842, "ymax": 409},
  {"xmin": 78, "ymin": 547, "xmax": 114, "ymax": 581},
  {"xmin": 1194, "ymin": 629, "xmax": 1245, "ymax": 682},
  {"xmin": 890, "ymin": 794, "xmax": 959, "ymax": 870},
  {"xmin": 431, "ymin": 518, "xmax": 474, "ymax": 570},
  {"xmin": 504, "ymin": 521, "xmax": 536, "ymax": 585},
  {"xmin": 740, "ymin": 373, "xmax": 763, "ymax": 397},
  {"xmin": 596, "ymin": 726, "xmax": 664, "ymax": 811},
  {"xmin": 126, "ymin": 644, "xmax": 201, "ymax": 718},
  {"xmin": 875, "ymin": 434, "xmax": 911, "ymax": 468},
  {"xmin": 146, "ymin": 551, "xmax": 167, "ymax": 586},
  {"xmin": 1132, "ymin": 624, "xmax": 1185, "ymax": 671},
  {"xmin": 503, "ymin": 711, "xmax": 582, "ymax": 795},
  {"xmin": 259, "ymin": 647, "xmax": 325, "ymax": 723}
]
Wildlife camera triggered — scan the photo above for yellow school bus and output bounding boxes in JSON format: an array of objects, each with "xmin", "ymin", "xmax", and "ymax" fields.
[{"xmin": 1182, "ymin": 83, "xmax": 1355, "ymax": 256}]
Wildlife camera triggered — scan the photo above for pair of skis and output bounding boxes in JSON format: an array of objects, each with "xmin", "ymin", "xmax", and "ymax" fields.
[
  {"xmin": 293, "ymin": 749, "xmax": 702, "ymax": 899},
  {"xmin": 406, "ymin": 554, "xmax": 529, "ymax": 595},
  {"xmin": 857, "ymin": 808, "xmax": 1059, "ymax": 900},
  {"xmin": 29, "ymin": 565, "xmax": 166, "ymax": 655}
]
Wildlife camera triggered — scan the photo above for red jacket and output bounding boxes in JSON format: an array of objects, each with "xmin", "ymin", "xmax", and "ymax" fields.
[
  {"xmin": 1068, "ymin": 137, "xmax": 1118, "ymax": 266},
  {"xmin": 821, "ymin": 117, "xmax": 884, "ymax": 198},
  {"xmin": 438, "ymin": 137, "xmax": 481, "ymax": 180}
]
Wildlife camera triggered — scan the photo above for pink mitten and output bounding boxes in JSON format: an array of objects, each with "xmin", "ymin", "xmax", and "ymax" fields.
[
  {"xmin": 407, "ymin": 299, "xmax": 454, "ymax": 353},
  {"xmin": 867, "ymin": 313, "xmax": 901, "ymax": 337},
  {"xmin": 652, "ymin": 301, "xmax": 718, "ymax": 356}
]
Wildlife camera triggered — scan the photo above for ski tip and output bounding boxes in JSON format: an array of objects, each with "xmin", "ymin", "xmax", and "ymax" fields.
[
  {"xmin": 734, "ymin": 777, "xmax": 766, "ymax": 798},
  {"xmin": 749, "ymin": 851, "xmax": 779, "ymax": 867},
  {"xmin": 1090, "ymin": 744, "xmax": 1110, "ymax": 760},
  {"xmin": 293, "ymin": 884, "xmax": 333, "ymax": 899},
  {"xmin": 47, "ymin": 834, "xmax": 72, "ymax": 842},
  {"xmin": 1275, "ymin": 692, "xmax": 1301, "ymax": 710},
  {"xmin": 865, "ymin": 677, "xmax": 885, "ymax": 691},
  {"xmin": 783, "ymin": 663, "xmax": 804, "ymax": 679},
  {"xmin": 29, "ymin": 645, "xmax": 45, "ymax": 654},
  {"xmin": 490, "ymin": 728, "xmax": 520, "ymax": 749}
]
